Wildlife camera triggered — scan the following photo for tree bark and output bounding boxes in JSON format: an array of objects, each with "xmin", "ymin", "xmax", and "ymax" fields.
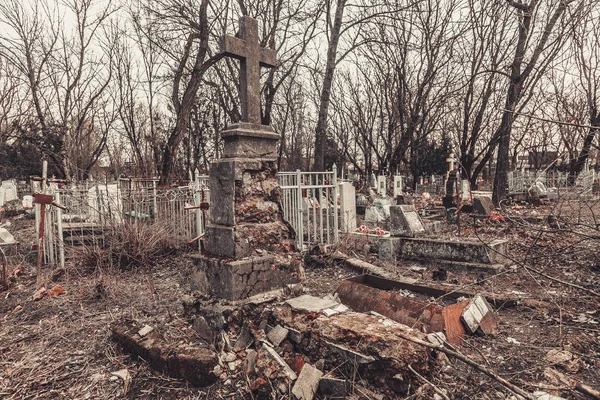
[{"xmin": 313, "ymin": 0, "xmax": 346, "ymax": 171}]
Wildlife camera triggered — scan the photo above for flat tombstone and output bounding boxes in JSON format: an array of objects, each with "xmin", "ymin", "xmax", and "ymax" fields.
[
  {"xmin": 377, "ymin": 176, "xmax": 386, "ymax": 197},
  {"xmin": 393, "ymin": 176, "xmax": 403, "ymax": 197},
  {"xmin": 390, "ymin": 205, "xmax": 426, "ymax": 237}
]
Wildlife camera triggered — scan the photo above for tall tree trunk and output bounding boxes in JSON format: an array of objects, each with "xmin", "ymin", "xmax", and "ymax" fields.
[
  {"xmin": 313, "ymin": 0, "xmax": 346, "ymax": 171},
  {"xmin": 159, "ymin": 0, "xmax": 220, "ymax": 185},
  {"xmin": 493, "ymin": 0, "xmax": 571, "ymax": 205}
]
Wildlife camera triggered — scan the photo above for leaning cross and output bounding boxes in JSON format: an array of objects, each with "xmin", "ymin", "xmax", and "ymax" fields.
[{"xmin": 221, "ymin": 16, "xmax": 276, "ymax": 125}]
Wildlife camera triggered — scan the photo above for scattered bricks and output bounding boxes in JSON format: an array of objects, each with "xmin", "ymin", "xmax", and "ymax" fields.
[
  {"xmin": 267, "ymin": 325, "xmax": 289, "ymax": 347},
  {"xmin": 461, "ymin": 294, "xmax": 497, "ymax": 334},
  {"xmin": 319, "ymin": 377, "xmax": 350, "ymax": 398},
  {"xmin": 286, "ymin": 354, "xmax": 306, "ymax": 376},
  {"xmin": 272, "ymin": 306, "xmax": 431, "ymax": 396},
  {"xmin": 111, "ymin": 319, "xmax": 217, "ymax": 387},
  {"xmin": 292, "ymin": 363, "xmax": 323, "ymax": 400},
  {"xmin": 261, "ymin": 343, "xmax": 298, "ymax": 381}
]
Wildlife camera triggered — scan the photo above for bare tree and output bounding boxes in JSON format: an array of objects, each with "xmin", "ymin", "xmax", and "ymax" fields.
[
  {"xmin": 569, "ymin": 0, "xmax": 600, "ymax": 175},
  {"xmin": 492, "ymin": 0, "xmax": 578, "ymax": 204}
]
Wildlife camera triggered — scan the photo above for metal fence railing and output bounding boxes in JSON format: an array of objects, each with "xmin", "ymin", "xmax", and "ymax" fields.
[
  {"xmin": 39, "ymin": 175, "xmax": 210, "ymax": 268},
  {"xmin": 278, "ymin": 167, "xmax": 339, "ymax": 251},
  {"xmin": 38, "ymin": 166, "xmax": 342, "ymax": 265},
  {"xmin": 508, "ymin": 170, "xmax": 599, "ymax": 196}
]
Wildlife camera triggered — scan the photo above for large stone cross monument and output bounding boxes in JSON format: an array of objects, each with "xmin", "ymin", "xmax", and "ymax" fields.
[{"xmin": 191, "ymin": 16, "xmax": 300, "ymax": 300}]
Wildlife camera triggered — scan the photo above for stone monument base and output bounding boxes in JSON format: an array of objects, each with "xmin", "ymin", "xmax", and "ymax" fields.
[{"xmin": 188, "ymin": 254, "xmax": 301, "ymax": 300}]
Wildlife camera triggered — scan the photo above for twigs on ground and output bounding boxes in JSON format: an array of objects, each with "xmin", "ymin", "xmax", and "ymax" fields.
[
  {"xmin": 395, "ymin": 331, "xmax": 535, "ymax": 400},
  {"xmin": 408, "ymin": 364, "xmax": 450, "ymax": 400}
]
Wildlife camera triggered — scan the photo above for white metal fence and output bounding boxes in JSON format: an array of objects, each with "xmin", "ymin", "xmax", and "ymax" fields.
[
  {"xmin": 39, "ymin": 176, "xmax": 210, "ymax": 268},
  {"xmin": 39, "ymin": 168, "xmax": 342, "ymax": 266},
  {"xmin": 508, "ymin": 170, "xmax": 599, "ymax": 196},
  {"xmin": 278, "ymin": 167, "xmax": 339, "ymax": 251}
]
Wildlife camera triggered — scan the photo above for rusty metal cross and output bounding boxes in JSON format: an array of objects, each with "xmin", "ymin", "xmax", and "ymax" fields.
[{"xmin": 221, "ymin": 16, "xmax": 276, "ymax": 125}]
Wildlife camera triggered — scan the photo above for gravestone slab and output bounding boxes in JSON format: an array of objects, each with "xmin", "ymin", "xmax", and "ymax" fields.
[
  {"xmin": 364, "ymin": 206, "xmax": 384, "ymax": 223},
  {"xmin": 339, "ymin": 182, "xmax": 356, "ymax": 233},
  {"xmin": 393, "ymin": 175, "xmax": 403, "ymax": 196},
  {"xmin": 1, "ymin": 180, "xmax": 18, "ymax": 205},
  {"xmin": 473, "ymin": 196, "xmax": 494, "ymax": 216},
  {"xmin": 461, "ymin": 179, "xmax": 471, "ymax": 201},
  {"xmin": 377, "ymin": 176, "xmax": 386, "ymax": 197},
  {"xmin": 390, "ymin": 205, "xmax": 426, "ymax": 237}
]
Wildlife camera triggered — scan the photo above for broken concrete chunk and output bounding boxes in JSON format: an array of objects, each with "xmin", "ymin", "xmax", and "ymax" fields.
[
  {"xmin": 322, "ymin": 304, "xmax": 349, "ymax": 317},
  {"xmin": 222, "ymin": 352, "xmax": 237, "ymax": 363},
  {"xmin": 426, "ymin": 332, "xmax": 447, "ymax": 347},
  {"xmin": 273, "ymin": 307, "xmax": 431, "ymax": 396},
  {"xmin": 262, "ymin": 343, "xmax": 297, "ymax": 381},
  {"xmin": 319, "ymin": 377, "xmax": 350, "ymax": 397},
  {"xmin": 137, "ymin": 325, "xmax": 154, "ymax": 337},
  {"xmin": 32, "ymin": 287, "xmax": 47, "ymax": 301},
  {"xmin": 267, "ymin": 325, "xmax": 289, "ymax": 347},
  {"xmin": 533, "ymin": 391, "xmax": 566, "ymax": 400},
  {"xmin": 285, "ymin": 295, "xmax": 339, "ymax": 313},
  {"xmin": 234, "ymin": 323, "xmax": 253, "ymax": 350},
  {"xmin": 0, "ymin": 227, "xmax": 16, "ymax": 244},
  {"xmin": 287, "ymin": 327, "xmax": 302, "ymax": 344},
  {"xmin": 292, "ymin": 363, "xmax": 323, "ymax": 400},
  {"xmin": 244, "ymin": 349, "xmax": 258, "ymax": 375},
  {"xmin": 111, "ymin": 319, "xmax": 217, "ymax": 386},
  {"xmin": 461, "ymin": 294, "xmax": 497, "ymax": 334}
]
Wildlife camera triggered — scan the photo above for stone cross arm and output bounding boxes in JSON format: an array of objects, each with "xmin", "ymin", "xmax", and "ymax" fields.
[{"xmin": 220, "ymin": 16, "xmax": 277, "ymax": 125}]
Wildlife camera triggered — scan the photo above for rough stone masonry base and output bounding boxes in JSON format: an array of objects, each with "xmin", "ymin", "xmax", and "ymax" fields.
[{"xmin": 189, "ymin": 254, "xmax": 300, "ymax": 300}]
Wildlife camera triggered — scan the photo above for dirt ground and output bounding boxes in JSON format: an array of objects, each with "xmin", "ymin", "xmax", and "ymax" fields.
[{"xmin": 1, "ymin": 198, "xmax": 600, "ymax": 399}]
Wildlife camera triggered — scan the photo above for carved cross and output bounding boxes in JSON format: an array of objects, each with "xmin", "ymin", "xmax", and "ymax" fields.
[{"xmin": 221, "ymin": 16, "xmax": 276, "ymax": 125}]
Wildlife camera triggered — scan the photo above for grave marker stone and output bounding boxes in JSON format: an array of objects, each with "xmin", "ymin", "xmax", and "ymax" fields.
[
  {"xmin": 364, "ymin": 206, "xmax": 384, "ymax": 223},
  {"xmin": 393, "ymin": 176, "xmax": 403, "ymax": 197},
  {"xmin": 377, "ymin": 176, "xmax": 386, "ymax": 197},
  {"xmin": 1, "ymin": 180, "xmax": 18, "ymax": 204},
  {"xmin": 461, "ymin": 179, "xmax": 471, "ymax": 201},
  {"xmin": 191, "ymin": 16, "xmax": 299, "ymax": 300},
  {"xmin": 389, "ymin": 205, "xmax": 426, "ymax": 237},
  {"xmin": 339, "ymin": 182, "xmax": 356, "ymax": 233},
  {"xmin": 473, "ymin": 196, "xmax": 494, "ymax": 216}
]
